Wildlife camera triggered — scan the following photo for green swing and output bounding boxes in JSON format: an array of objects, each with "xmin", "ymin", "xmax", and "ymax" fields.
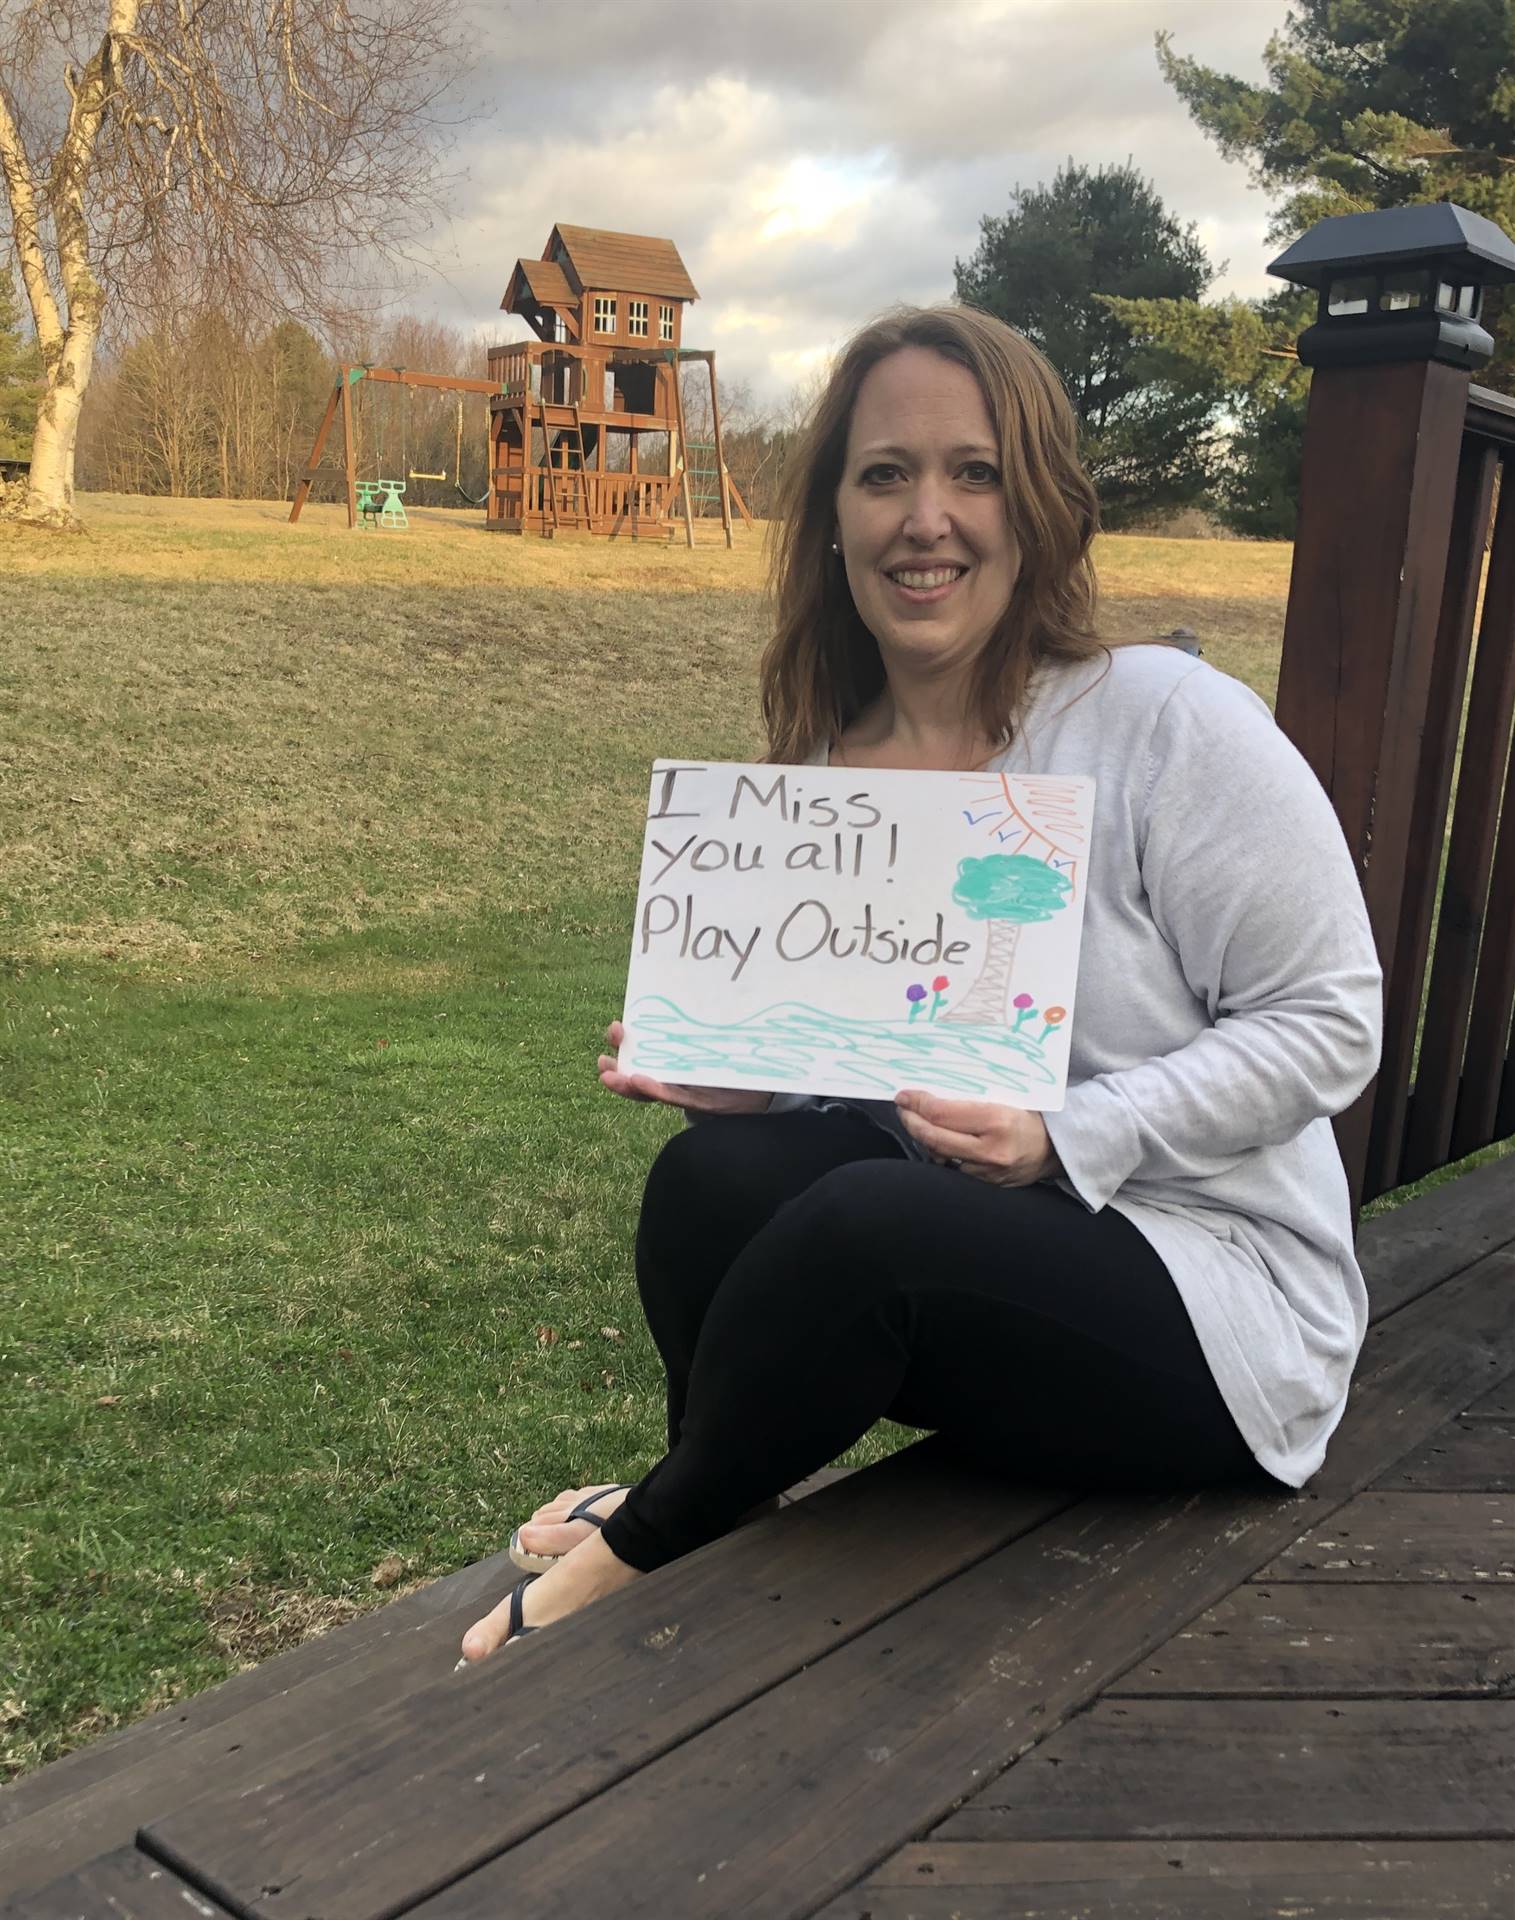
[{"xmin": 357, "ymin": 379, "xmax": 408, "ymax": 531}]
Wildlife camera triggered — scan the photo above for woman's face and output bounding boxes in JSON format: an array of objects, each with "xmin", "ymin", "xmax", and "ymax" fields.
[{"xmin": 833, "ymin": 346, "xmax": 1019, "ymax": 678}]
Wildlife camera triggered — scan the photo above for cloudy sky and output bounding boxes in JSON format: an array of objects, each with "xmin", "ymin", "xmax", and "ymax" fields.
[{"xmin": 416, "ymin": 0, "xmax": 1294, "ymax": 405}]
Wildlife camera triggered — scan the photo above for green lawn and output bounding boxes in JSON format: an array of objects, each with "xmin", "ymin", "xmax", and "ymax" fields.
[{"xmin": 0, "ymin": 493, "xmax": 1493, "ymax": 1780}]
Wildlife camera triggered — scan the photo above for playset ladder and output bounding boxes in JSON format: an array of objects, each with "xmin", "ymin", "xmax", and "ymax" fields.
[{"xmin": 538, "ymin": 399, "xmax": 590, "ymax": 534}]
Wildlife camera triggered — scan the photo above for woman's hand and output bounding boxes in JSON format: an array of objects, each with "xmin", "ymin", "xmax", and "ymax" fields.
[
  {"xmin": 894, "ymin": 1089, "xmax": 1062, "ymax": 1186},
  {"xmin": 598, "ymin": 1020, "xmax": 773, "ymax": 1116}
]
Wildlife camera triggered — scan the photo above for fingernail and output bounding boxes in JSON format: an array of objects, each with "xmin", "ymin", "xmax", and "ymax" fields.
[{"xmin": 454, "ymin": 1657, "xmax": 470, "ymax": 1672}]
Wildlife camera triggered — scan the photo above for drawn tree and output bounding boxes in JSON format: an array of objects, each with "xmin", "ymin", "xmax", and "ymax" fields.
[
  {"xmin": 0, "ymin": 0, "xmax": 464, "ymax": 528},
  {"xmin": 941, "ymin": 853, "xmax": 1070, "ymax": 1026}
]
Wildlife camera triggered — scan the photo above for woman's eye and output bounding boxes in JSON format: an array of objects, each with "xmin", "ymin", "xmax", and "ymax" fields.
[
  {"xmin": 860, "ymin": 464, "xmax": 902, "ymax": 485},
  {"xmin": 962, "ymin": 462, "xmax": 1000, "ymax": 484}
]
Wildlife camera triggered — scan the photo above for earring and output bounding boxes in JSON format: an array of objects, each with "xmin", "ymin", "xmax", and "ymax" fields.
[{"xmin": 830, "ymin": 540, "xmax": 841, "ymax": 554}]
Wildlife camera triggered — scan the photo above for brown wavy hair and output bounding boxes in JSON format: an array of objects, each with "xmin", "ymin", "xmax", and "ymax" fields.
[{"xmin": 760, "ymin": 304, "xmax": 1104, "ymax": 763}]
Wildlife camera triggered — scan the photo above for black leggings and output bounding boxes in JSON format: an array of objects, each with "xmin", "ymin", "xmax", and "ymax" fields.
[{"xmin": 599, "ymin": 1107, "xmax": 1270, "ymax": 1573}]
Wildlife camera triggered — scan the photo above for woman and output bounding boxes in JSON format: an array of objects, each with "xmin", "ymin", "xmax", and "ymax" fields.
[{"xmin": 458, "ymin": 306, "xmax": 1383, "ymax": 1663}]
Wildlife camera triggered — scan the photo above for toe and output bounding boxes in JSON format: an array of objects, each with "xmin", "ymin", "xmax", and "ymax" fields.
[
  {"xmin": 517, "ymin": 1517, "xmax": 586, "ymax": 1555},
  {"xmin": 459, "ymin": 1594, "xmax": 516, "ymax": 1664},
  {"xmin": 455, "ymin": 1605, "xmax": 506, "ymax": 1666}
]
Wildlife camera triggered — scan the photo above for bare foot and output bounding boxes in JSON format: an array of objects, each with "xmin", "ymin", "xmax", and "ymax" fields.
[
  {"xmin": 459, "ymin": 1528, "xmax": 642, "ymax": 1662},
  {"xmin": 515, "ymin": 1481, "xmax": 629, "ymax": 1559}
]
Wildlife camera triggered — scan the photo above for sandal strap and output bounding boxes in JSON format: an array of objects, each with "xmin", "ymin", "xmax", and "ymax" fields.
[
  {"xmin": 565, "ymin": 1484, "xmax": 631, "ymax": 1528},
  {"xmin": 509, "ymin": 1574, "xmax": 538, "ymax": 1639}
]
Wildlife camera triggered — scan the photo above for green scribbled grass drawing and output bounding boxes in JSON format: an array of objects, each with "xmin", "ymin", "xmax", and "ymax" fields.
[{"xmin": 628, "ymin": 996, "xmax": 1062, "ymax": 1096}]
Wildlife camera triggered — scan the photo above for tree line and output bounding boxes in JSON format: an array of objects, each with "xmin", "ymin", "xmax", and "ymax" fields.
[{"xmin": 4, "ymin": 1, "xmax": 1511, "ymax": 533}]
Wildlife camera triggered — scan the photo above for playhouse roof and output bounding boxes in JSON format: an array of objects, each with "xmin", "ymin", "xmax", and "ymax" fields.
[
  {"xmin": 511, "ymin": 258, "xmax": 575, "ymax": 307},
  {"xmin": 549, "ymin": 225, "xmax": 699, "ymax": 301}
]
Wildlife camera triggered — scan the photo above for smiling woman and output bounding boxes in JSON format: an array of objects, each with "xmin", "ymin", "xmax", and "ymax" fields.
[
  {"xmin": 459, "ymin": 302, "xmax": 1382, "ymax": 1667},
  {"xmin": 762, "ymin": 308, "xmax": 1103, "ymax": 770}
]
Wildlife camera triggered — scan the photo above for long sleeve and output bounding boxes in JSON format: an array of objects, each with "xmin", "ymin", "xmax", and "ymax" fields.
[{"xmin": 1043, "ymin": 669, "xmax": 1383, "ymax": 1214}]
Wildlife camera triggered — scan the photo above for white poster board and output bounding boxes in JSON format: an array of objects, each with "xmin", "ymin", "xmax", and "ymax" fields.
[{"xmin": 618, "ymin": 760, "xmax": 1095, "ymax": 1109}]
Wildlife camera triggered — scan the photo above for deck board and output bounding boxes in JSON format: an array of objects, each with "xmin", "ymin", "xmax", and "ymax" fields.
[
  {"xmin": 1250, "ymin": 1490, "xmax": 1515, "ymax": 1582},
  {"xmin": 1373, "ymin": 1416, "xmax": 1515, "ymax": 1490},
  {"xmin": 0, "ymin": 1846, "xmax": 232, "ymax": 1920},
  {"xmin": 1466, "ymin": 1379, "xmax": 1515, "ymax": 1418},
  {"xmin": 814, "ymin": 1841, "xmax": 1515, "ymax": 1918},
  {"xmin": 1105, "ymin": 1581, "xmax": 1514, "ymax": 1695},
  {"xmin": 933, "ymin": 1698, "xmax": 1515, "ymax": 1840}
]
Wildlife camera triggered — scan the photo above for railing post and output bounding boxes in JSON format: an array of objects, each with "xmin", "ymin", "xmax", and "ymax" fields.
[{"xmin": 1268, "ymin": 205, "xmax": 1515, "ymax": 1211}]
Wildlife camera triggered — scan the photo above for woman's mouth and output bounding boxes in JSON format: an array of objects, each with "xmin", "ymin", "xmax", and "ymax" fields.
[{"xmin": 885, "ymin": 564, "xmax": 968, "ymax": 603}]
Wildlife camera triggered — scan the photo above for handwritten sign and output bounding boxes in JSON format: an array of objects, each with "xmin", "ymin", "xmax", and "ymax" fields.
[{"xmin": 618, "ymin": 760, "xmax": 1095, "ymax": 1109}]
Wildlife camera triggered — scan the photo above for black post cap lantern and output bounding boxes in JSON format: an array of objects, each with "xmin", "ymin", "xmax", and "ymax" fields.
[{"xmin": 1267, "ymin": 203, "xmax": 1515, "ymax": 371}]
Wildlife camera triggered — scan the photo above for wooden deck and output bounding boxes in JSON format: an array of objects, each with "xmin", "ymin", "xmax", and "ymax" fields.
[{"xmin": 2, "ymin": 1156, "xmax": 1511, "ymax": 1918}]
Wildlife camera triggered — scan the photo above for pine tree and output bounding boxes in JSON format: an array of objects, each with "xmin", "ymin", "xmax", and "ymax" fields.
[
  {"xmin": 0, "ymin": 267, "xmax": 40, "ymax": 462},
  {"xmin": 955, "ymin": 161, "xmax": 1222, "ymax": 527},
  {"xmin": 1158, "ymin": 0, "xmax": 1515, "ymax": 381},
  {"xmin": 1112, "ymin": 1, "xmax": 1515, "ymax": 536}
]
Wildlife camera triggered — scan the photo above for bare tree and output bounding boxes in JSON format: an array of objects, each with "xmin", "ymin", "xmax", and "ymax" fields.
[{"xmin": 0, "ymin": 0, "xmax": 466, "ymax": 527}]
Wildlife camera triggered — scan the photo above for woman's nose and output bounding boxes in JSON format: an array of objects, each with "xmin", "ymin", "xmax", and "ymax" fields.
[{"xmin": 900, "ymin": 479, "xmax": 953, "ymax": 543}]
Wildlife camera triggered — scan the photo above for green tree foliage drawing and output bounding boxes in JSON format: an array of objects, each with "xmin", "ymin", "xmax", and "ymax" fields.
[
  {"xmin": 954, "ymin": 160, "xmax": 1221, "ymax": 527},
  {"xmin": 0, "ymin": 264, "xmax": 39, "ymax": 461},
  {"xmin": 942, "ymin": 855, "xmax": 1071, "ymax": 1027}
]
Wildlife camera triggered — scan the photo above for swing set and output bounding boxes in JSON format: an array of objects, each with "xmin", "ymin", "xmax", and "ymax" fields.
[{"xmin": 288, "ymin": 365, "xmax": 500, "ymax": 530}]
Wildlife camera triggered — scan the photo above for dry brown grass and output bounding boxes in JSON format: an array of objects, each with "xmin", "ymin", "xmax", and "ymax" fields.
[{"xmin": 0, "ymin": 494, "xmax": 1292, "ymax": 979}]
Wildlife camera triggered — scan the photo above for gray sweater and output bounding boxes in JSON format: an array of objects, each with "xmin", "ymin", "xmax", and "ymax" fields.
[{"xmin": 778, "ymin": 643, "xmax": 1384, "ymax": 1486}]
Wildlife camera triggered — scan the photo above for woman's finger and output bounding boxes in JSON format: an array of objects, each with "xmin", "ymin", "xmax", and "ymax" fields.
[
  {"xmin": 894, "ymin": 1106, "xmax": 990, "ymax": 1162},
  {"xmin": 895, "ymin": 1089, "xmax": 1004, "ymax": 1138}
]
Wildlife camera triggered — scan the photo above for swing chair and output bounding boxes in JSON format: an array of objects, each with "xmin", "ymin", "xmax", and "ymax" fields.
[{"xmin": 356, "ymin": 374, "xmax": 407, "ymax": 530}]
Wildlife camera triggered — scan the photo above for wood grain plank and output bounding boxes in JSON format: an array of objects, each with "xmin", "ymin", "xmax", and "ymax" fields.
[
  {"xmin": 936, "ymin": 1699, "xmax": 1514, "ymax": 1840},
  {"xmin": 1106, "ymin": 1582, "xmax": 1514, "ymax": 1695},
  {"xmin": 1375, "ymin": 1417, "xmax": 1515, "ymax": 1491},
  {"xmin": 1252, "ymin": 1491, "xmax": 1515, "ymax": 1583},
  {"xmin": 0, "ymin": 1846, "xmax": 232, "ymax": 1919},
  {"xmin": 124, "ymin": 1445, "xmax": 1069, "ymax": 1920},
  {"xmin": 815, "ymin": 1840, "xmax": 1515, "ymax": 1918},
  {"xmin": 1467, "ymin": 1379, "xmax": 1515, "ymax": 1419},
  {"xmin": 342, "ymin": 1257, "xmax": 1515, "ymax": 1920},
  {"xmin": 1356, "ymin": 1151, "xmax": 1515, "ymax": 1317}
]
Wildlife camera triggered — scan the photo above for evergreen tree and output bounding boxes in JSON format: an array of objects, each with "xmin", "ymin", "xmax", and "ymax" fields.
[
  {"xmin": 955, "ymin": 160, "xmax": 1222, "ymax": 526},
  {"xmin": 0, "ymin": 267, "xmax": 40, "ymax": 461},
  {"xmin": 1102, "ymin": 286, "xmax": 1313, "ymax": 538},
  {"xmin": 1119, "ymin": 0, "xmax": 1515, "ymax": 536}
]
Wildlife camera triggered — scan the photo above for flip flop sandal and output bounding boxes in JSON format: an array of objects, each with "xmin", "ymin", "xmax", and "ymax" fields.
[{"xmin": 508, "ymin": 1483, "xmax": 632, "ymax": 1573}]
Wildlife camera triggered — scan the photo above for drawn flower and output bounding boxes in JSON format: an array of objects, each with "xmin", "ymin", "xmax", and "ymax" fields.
[
  {"xmin": 906, "ymin": 983, "xmax": 927, "ymax": 1023},
  {"xmin": 1012, "ymin": 991, "xmax": 1036, "ymax": 1031},
  {"xmin": 1038, "ymin": 1005, "xmax": 1067, "ymax": 1043}
]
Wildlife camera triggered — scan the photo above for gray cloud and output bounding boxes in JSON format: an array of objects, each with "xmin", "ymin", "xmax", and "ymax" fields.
[{"xmin": 415, "ymin": 1, "xmax": 1293, "ymax": 403}]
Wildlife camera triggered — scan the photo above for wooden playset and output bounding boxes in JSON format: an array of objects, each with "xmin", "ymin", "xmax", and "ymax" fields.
[{"xmin": 289, "ymin": 224, "xmax": 752, "ymax": 544}]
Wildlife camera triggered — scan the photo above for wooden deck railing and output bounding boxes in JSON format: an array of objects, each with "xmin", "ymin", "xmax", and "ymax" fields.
[
  {"xmin": 1277, "ymin": 245, "xmax": 1515, "ymax": 1209},
  {"xmin": 486, "ymin": 344, "xmax": 532, "ymax": 398}
]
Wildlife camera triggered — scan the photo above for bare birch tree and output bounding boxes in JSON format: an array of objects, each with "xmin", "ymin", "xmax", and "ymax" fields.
[{"xmin": 0, "ymin": 0, "xmax": 465, "ymax": 527}]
